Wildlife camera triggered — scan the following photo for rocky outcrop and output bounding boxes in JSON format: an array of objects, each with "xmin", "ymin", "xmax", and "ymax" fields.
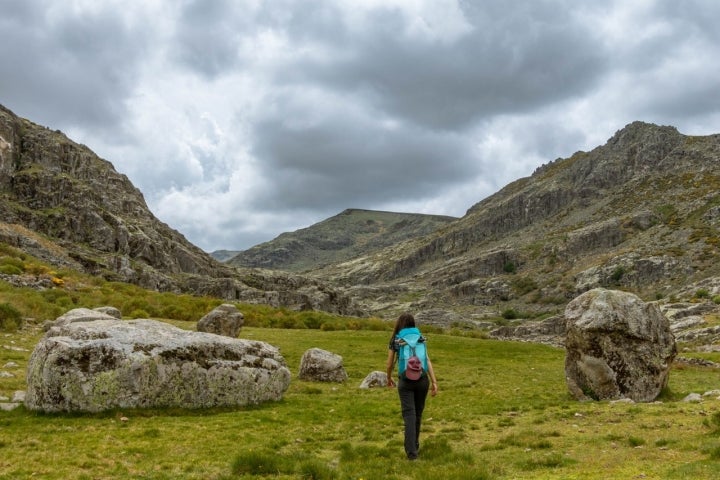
[
  {"xmin": 489, "ymin": 315, "xmax": 566, "ymax": 347},
  {"xmin": 574, "ymin": 253, "xmax": 693, "ymax": 293},
  {"xmin": 298, "ymin": 348, "xmax": 348, "ymax": 383},
  {"xmin": 25, "ymin": 318, "xmax": 291, "ymax": 412},
  {"xmin": 0, "ymin": 105, "xmax": 224, "ymax": 286},
  {"xmin": 564, "ymin": 289, "xmax": 676, "ymax": 402},
  {"xmin": 197, "ymin": 304, "xmax": 244, "ymax": 337}
]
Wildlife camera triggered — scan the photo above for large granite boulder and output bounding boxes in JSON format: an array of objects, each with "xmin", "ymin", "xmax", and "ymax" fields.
[
  {"xmin": 298, "ymin": 348, "xmax": 348, "ymax": 383},
  {"xmin": 25, "ymin": 319, "xmax": 291, "ymax": 412},
  {"xmin": 564, "ymin": 288, "xmax": 676, "ymax": 402},
  {"xmin": 197, "ymin": 304, "xmax": 244, "ymax": 337}
]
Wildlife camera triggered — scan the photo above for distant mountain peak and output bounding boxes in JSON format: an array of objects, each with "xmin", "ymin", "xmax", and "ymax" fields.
[{"xmin": 223, "ymin": 209, "xmax": 458, "ymax": 272}]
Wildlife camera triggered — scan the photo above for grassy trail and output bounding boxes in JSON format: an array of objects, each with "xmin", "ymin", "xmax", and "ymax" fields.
[{"xmin": 2, "ymin": 325, "xmax": 720, "ymax": 479}]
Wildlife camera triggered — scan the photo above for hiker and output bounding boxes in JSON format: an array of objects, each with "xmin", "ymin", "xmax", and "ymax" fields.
[{"xmin": 386, "ymin": 313, "xmax": 438, "ymax": 460}]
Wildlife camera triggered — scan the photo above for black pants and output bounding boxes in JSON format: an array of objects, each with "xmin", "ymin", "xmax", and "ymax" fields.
[{"xmin": 397, "ymin": 375, "xmax": 429, "ymax": 459}]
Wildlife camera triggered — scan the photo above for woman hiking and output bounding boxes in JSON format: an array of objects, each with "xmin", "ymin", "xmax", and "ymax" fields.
[{"xmin": 386, "ymin": 313, "xmax": 438, "ymax": 460}]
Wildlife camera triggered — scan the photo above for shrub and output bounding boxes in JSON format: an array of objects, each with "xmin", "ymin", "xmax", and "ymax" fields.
[
  {"xmin": 610, "ymin": 266, "xmax": 626, "ymax": 283},
  {"xmin": 503, "ymin": 261, "xmax": 517, "ymax": 274},
  {"xmin": 0, "ymin": 243, "xmax": 23, "ymax": 257},
  {"xmin": 512, "ymin": 276, "xmax": 537, "ymax": 295},
  {"xmin": 0, "ymin": 302, "xmax": 23, "ymax": 332},
  {"xmin": 128, "ymin": 309, "xmax": 150, "ymax": 319},
  {"xmin": 695, "ymin": 289, "xmax": 710, "ymax": 299},
  {"xmin": 0, "ymin": 264, "xmax": 23, "ymax": 275},
  {"xmin": 502, "ymin": 308, "xmax": 519, "ymax": 320},
  {"xmin": 0, "ymin": 256, "xmax": 25, "ymax": 271}
]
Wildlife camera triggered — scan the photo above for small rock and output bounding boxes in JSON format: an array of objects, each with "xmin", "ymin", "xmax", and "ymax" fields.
[
  {"xmin": 298, "ymin": 348, "xmax": 348, "ymax": 383},
  {"xmin": 682, "ymin": 393, "xmax": 703, "ymax": 403},
  {"xmin": 197, "ymin": 304, "xmax": 244, "ymax": 338},
  {"xmin": 360, "ymin": 371, "xmax": 387, "ymax": 389}
]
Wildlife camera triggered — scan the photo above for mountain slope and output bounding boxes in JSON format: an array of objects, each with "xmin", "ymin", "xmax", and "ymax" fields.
[
  {"xmin": 4, "ymin": 102, "xmax": 719, "ymax": 322},
  {"xmin": 0, "ymin": 104, "xmax": 361, "ymax": 315},
  {"xmin": 310, "ymin": 122, "xmax": 720, "ymax": 317},
  {"xmin": 0, "ymin": 104, "xmax": 225, "ymax": 286},
  {"xmin": 223, "ymin": 208, "xmax": 457, "ymax": 272}
]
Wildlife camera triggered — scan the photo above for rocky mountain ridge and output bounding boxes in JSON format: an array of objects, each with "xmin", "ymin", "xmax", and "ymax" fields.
[
  {"xmin": 3, "ymin": 101, "xmax": 720, "ymax": 327},
  {"xmin": 306, "ymin": 122, "xmax": 720, "ymax": 319},
  {"xmin": 219, "ymin": 208, "xmax": 457, "ymax": 272}
]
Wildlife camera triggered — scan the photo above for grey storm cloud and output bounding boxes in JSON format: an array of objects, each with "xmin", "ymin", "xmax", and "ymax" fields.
[
  {"xmin": 250, "ymin": 101, "xmax": 476, "ymax": 211},
  {"xmin": 3, "ymin": 0, "xmax": 720, "ymax": 251},
  {"xmin": 0, "ymin": 0, "xmax": 148, "ymax": 132},
  {"xmin": 287, "ymin": 3, "xmax": 608, "ymax": 130},
  {"xmin": 172, "ymin": 0, "xmax": 254, "ymax": 78}
]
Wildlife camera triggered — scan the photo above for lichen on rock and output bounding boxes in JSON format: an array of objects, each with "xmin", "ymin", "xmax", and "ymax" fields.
[{"xmin": 25, "ymin": 318, "xmax": 291, "ymax": 412}]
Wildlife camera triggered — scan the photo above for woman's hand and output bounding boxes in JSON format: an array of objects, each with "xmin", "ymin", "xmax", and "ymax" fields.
[
  {"xmin": 387, "ymin": 376, "xmax": 396, "ymax": 388},
  {"xmin": 430, "ymin": 381, "xmax": 438, "ymax": 396}
]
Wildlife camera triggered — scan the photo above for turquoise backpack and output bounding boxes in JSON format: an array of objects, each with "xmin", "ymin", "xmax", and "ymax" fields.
[{"xmin": 395, "ymin": 327, "xmax": 428, "ymax": 379}]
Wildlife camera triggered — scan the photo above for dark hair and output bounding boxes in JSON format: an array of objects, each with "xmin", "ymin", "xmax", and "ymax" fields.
[{"xmin": 391, "ymin": 313, "xmax": 416, "ymax": 340}]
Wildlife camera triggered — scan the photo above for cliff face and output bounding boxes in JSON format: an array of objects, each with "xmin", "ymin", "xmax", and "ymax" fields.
[{"xmin": 311, "ymin": 122, "xmax": 720, "ymax": 317}]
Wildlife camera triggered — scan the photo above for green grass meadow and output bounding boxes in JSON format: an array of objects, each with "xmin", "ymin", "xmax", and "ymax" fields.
[{"xmin": 3, "ymin": 324, "xmax": 720, "ymax": 479}]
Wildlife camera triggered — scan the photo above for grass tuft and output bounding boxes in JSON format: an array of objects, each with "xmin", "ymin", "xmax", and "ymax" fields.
[{"xmin": 231, "ymin": 450, "xmax": 282, "ymax": 476}]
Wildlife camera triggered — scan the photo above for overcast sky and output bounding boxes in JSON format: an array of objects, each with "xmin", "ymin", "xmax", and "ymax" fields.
[{"xmin": 2, "ymin": 0, "xmax": 720, "ymax": 252}]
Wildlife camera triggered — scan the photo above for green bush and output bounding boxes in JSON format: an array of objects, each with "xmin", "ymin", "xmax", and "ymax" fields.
[
  {"xmin": 0, "ymin": 264, "xmax": 23, "ymax": 275},
  {"xmin": 695, "ymin": 289, "xmax": 710, "ymax": 299},
  {"xmin": 610, "ymin": 266, "xmax": 626, "ymax": 283},
  {"xmin": 0, "ymin": 256, "xmax": 26, "ymax": 271},
  {"xmin": 128, "ymin": 309, "xmax": 150, "ymax": 319},
  {"xmin": 502, "ymin": 308, "xmax": 519, "ymax": 320},
  {"xmin": 0, "ymin": 302, "xmax": 23, "ymax": 332},
  {"xmin": 512, "ymin": 276, "xmax": 537, "ymax": 295},
  {"xmin": 0, "ymin": 243, "xmax": 23, "ymax": 257}
]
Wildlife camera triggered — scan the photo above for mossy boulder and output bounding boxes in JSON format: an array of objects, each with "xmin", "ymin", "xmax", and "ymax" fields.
[{"xmin": 25, "ymin": 318, "xmax": 291, "ymax": 412}]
